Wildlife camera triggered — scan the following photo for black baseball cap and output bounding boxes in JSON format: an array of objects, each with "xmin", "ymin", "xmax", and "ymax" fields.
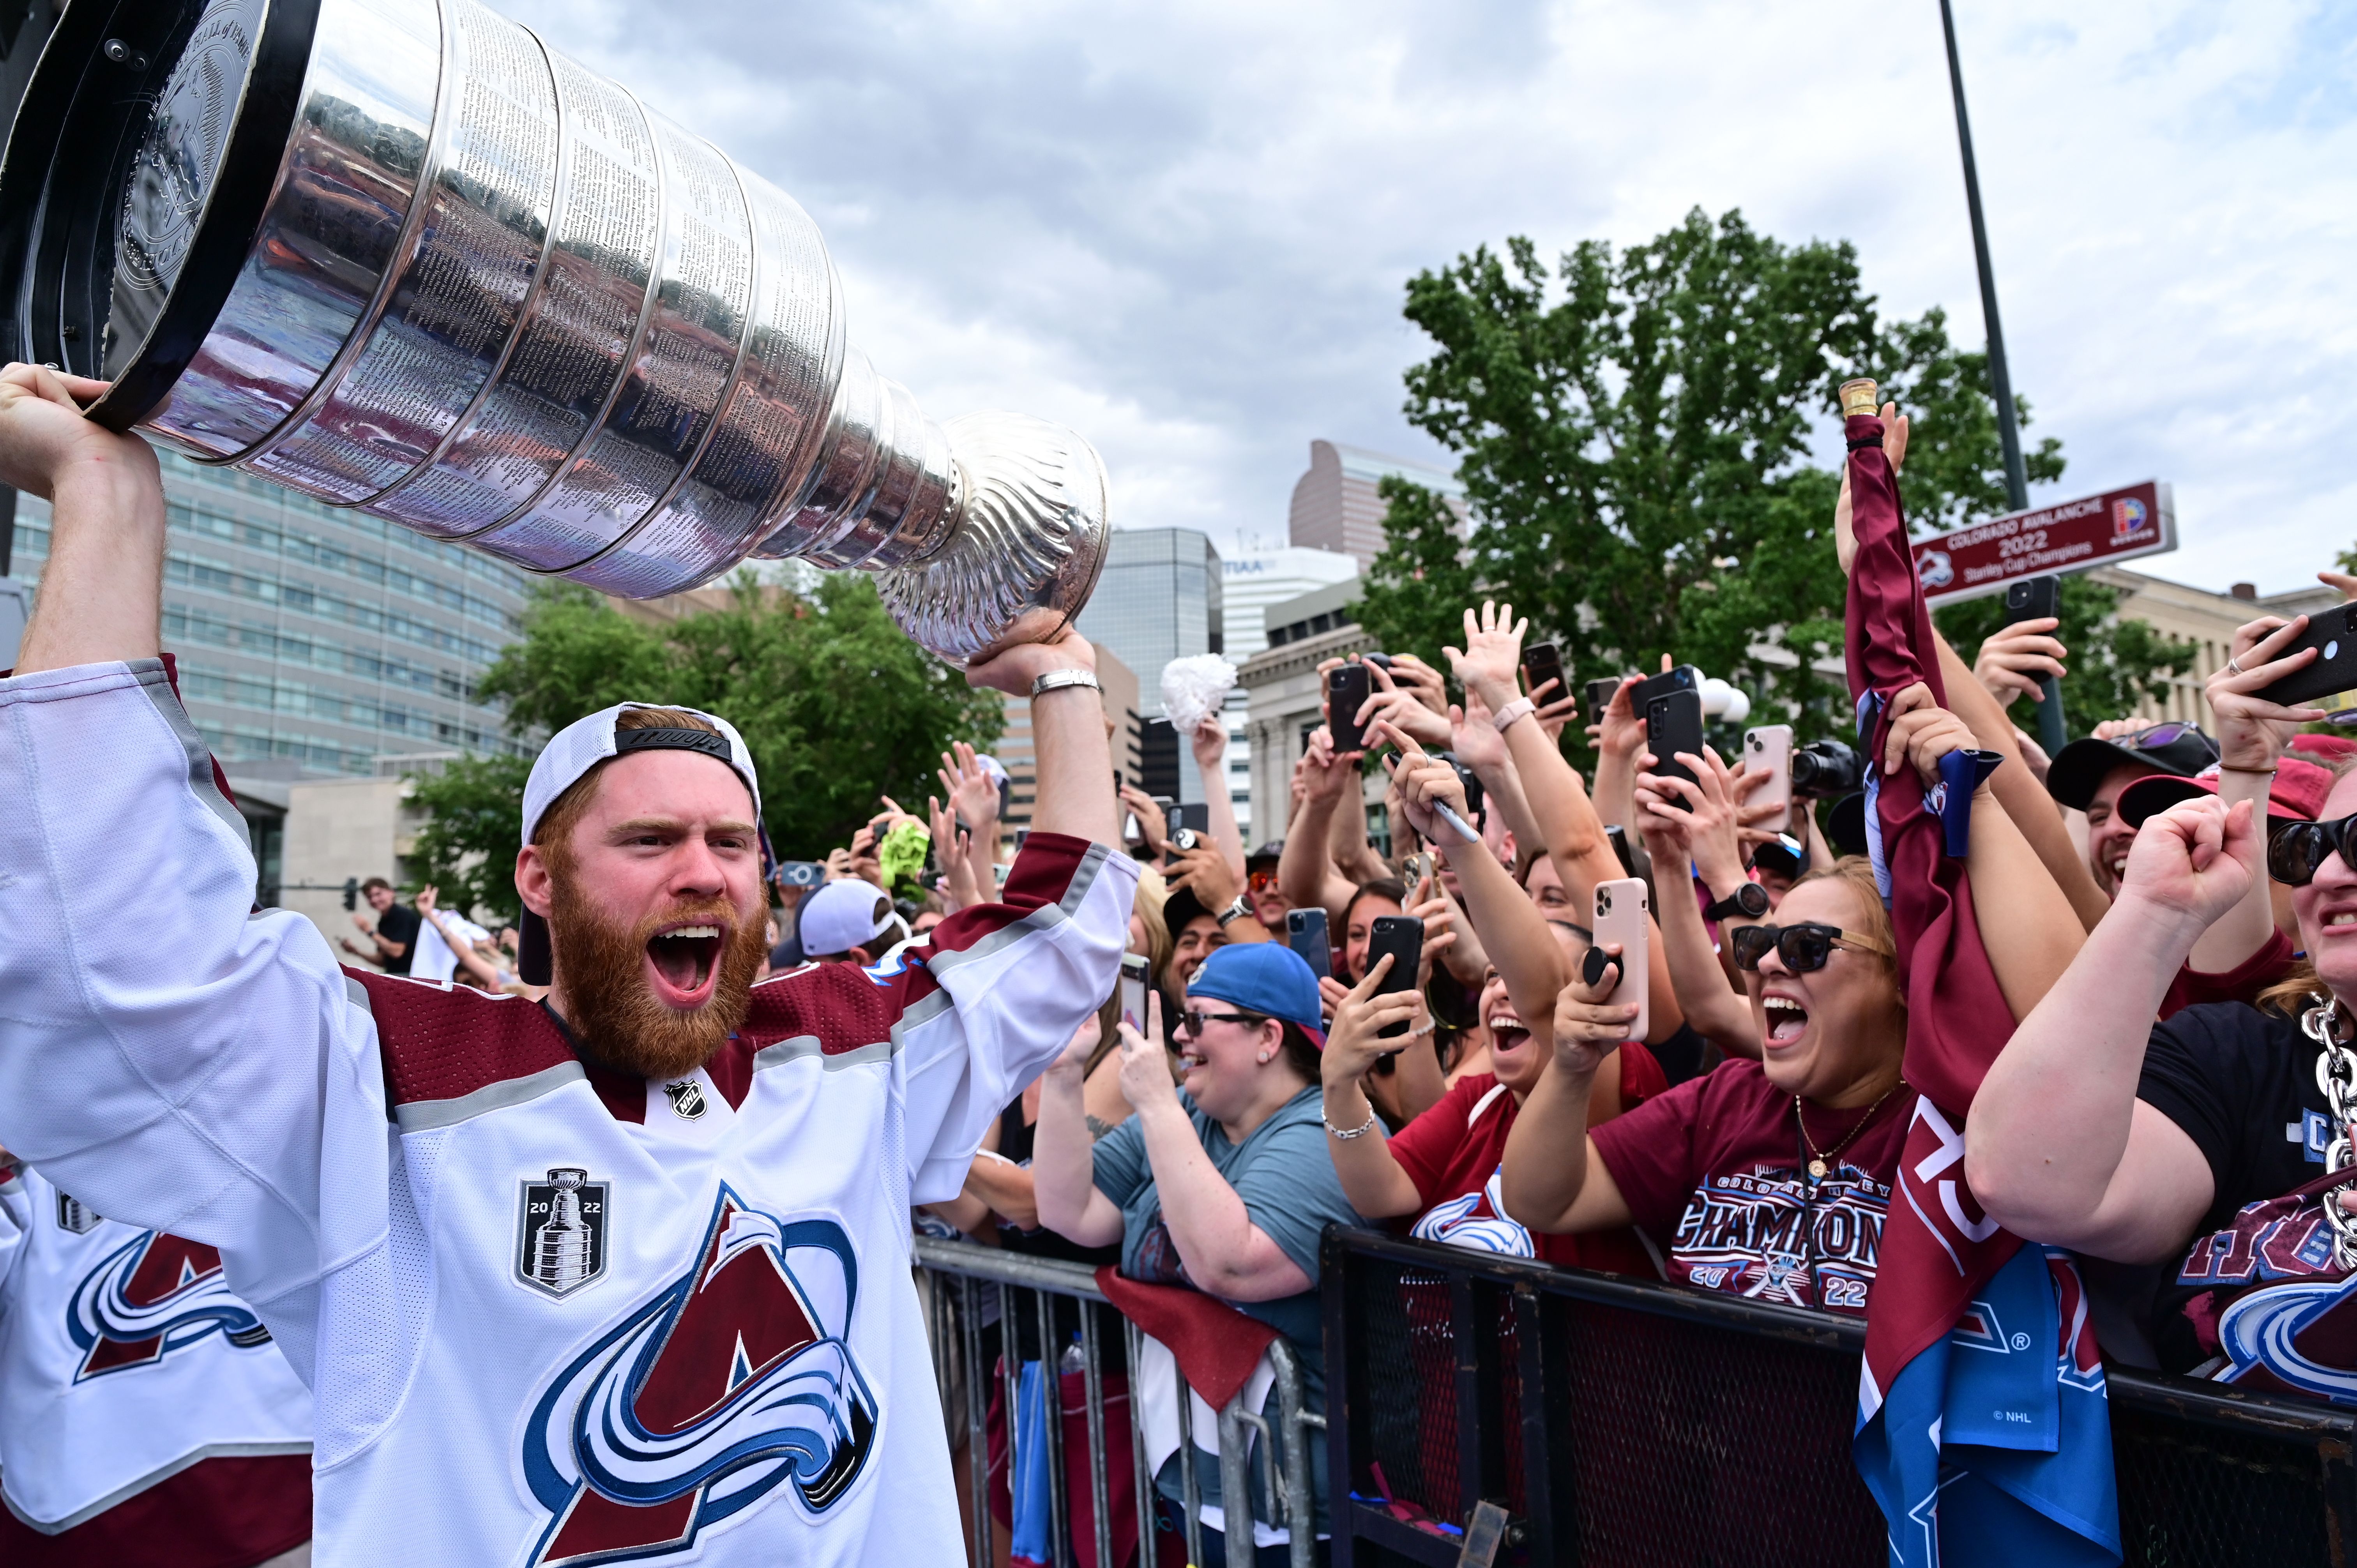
[
  {"xmin": 1163, "ymin": 884, "xmax": 1214, "ymax": 934},
  {"xmin": 1246, "ymin": 840, "xmax": 1285, "ymax": 870},
  {"xmin": 2044, "ymin": 722, "xmax": 2219, "ymax": 812}
]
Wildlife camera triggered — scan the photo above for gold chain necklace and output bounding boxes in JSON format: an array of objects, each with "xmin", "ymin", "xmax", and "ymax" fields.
[{"xmin": 1795, "ymin": 1079, "xmax": 1907, "ymax": 1183}]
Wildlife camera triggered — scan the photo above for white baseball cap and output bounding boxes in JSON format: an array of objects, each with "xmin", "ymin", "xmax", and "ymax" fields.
[
  {"xmin": 517, "ymin": 703, "xmax": 762, "ymax": 984},
  {"xmin": 795, "ymin": 878, "xmax": 898, "ymax": 959}
]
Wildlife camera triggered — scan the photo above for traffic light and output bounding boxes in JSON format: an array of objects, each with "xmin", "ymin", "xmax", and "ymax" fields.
[{"xmin": 341, "ymin": 877, "xmax": 359, "ymax": 911}]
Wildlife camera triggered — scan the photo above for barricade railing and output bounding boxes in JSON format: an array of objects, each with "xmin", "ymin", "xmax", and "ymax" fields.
[
  {"xmin": 1321, "ymin": 1226, "xmax": 2357, "ymax": 1567},
  {"xmin": 913, "ymin": 1235, "xmax": 1326, "ymax": 1568}
]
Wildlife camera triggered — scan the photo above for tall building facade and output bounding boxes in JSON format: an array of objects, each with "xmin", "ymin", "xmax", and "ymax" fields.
[
  {"xmin": 1287, "ymin": 439, "xmax": 1468, "ymax": 568},
  {"xmin": 10, "ymin": 447, "xmax": 532, "ymax": 897},
  {"xmin": 1074, "ymin": 527, "xmax": 1226, "ymax": 809}
]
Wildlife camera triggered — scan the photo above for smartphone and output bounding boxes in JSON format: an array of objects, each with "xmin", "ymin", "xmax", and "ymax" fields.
[
  {"xmin": 1645, "ymin": 690, "xmax": 1706, "ymax": 810},
  {"xmin": 1588, "ymin": 676, "xmax": 1630, "ymax": 717},
  {"xmin": 1119, "ymin": 952, "xmax": 1148, "ymax": 1033},
  {"xmin": 1367, "ymin": 914, "xmax": 1424, "ymax": 1040},
  {"xmin": 1743, "ymin": 724, "xmax": 1795, "ymax": 835},
  {"xmin": 1631, "ymin": 664, "xmax": 1700, "ymax": 716},
  {"xmin": 2256, "ymin": 600, "xmax": 2357, "ymax": 707},
  {"xmin": 1591, "ymin": 877, "xmax": 1650, "ymax": 1043},
  {"xmin": 1175, "ymin": 803, "xmax": 1210, "ymax": 836},
  {"xmin": 1521, "ymin": 641, "xmax": 1568, "ymax": 705},
  {"xmin": 1286, "ymin": 908, "xmax": 1332, "ymax": 981},
  {"xmin": 773, "ymin": 859, "xmax": 825, "ymax": 890},
  {"xmin": 1402, "ymin": 851, "xmax": 1433, "ymax": 892},
  {"xmin": 2002, "ymin": 575, "xmax": 2067, "ymax": 751},
  {"xmin": 1604, "ymin": 824, "xmax": 1638, "ymax": 880},
  {"xmin": 1328, "ymin": 662, "xmax": 1373, "ymax": 754}
]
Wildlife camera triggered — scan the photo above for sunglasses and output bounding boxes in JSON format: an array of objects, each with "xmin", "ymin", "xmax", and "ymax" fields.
[
  {"xmin": 2270, "ymin": 814, "xmax": 2357, "ymax": 888},
  {"xmin": 2119, "ymin": 721, "xmax": 2198, "ymax": 751},
  {"xmin": 1247, "ymin": 870, "xmax": 1280, "ymax": 892},
  {"xmin": 1730, "ymin": 922, "xmax": 1893, "ymax": 975},
  {"xmin": 1177, "ymin": 1009, "xmax": 1264, "ymax": 1037}
]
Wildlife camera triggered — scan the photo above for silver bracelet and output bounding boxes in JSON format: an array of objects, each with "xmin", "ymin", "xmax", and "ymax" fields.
[
  {"xmin": 1324, "ymin": 1103, "xmax": 1380, "ymax": 1140},
  {"xmin": 1030, "ymin": 668, "xmax": 1103, "ymax": 699}
]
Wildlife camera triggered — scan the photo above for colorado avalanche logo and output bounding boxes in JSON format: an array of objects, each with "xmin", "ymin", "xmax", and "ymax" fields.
[
  {"xmin": 1409, "ymin": 1169, "xmax": 1535, "ymax": 1258},
  {"xmin": 520, "ymin": 1187, "xmax": 880, "ymax": 1564},
  {"xmin": 2216, "ymin": 1272, "xmax": 2357, "ymax": 1404},
  {"xmin": 65, "ymin": 1230, "xmax": 272, "ymax": 1382}
]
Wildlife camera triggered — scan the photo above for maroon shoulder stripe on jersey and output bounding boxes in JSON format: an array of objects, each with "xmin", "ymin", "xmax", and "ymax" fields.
[{"xmin": 347, "ymin": 968, "xmax": 580, "ymax": 1110}]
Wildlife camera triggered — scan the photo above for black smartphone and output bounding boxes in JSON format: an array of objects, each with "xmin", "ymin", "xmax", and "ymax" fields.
[
  {"xmin": 1436, "ymin": 751, "xmax": 1486, "ymax": 827},
  {"xmin": 1588, "ymin": 676, "xmax": 1630, "ymax": 716},
  {"xmin": 1645, "ymin": 690, "xmax": 1706, "ymax": 810},
  {"xmin": 1175, "ymin": 803, "xmax": 1210, "ymax": 835},
  {"xmin": 1631, "ymin": 664, "xmax": 1700, "ymax": 715},
  {"xmin": 1286, "ymin": 908, "xmax": 1332, "ymax": 981},
  {"xmin": 1368, "ymin": 914, "xmax": 1422, "ymax": 1039},
  {"xmin": 2256, "ymin": 600, "xmax": 2357, "ymax": 707},
  {"xmin": 1521, "ymin": 641, "xmax": 1568, "ymax": 705},
  {"xmin": 1329, "ymin": 662, "xmax": 1373, "ymax": 753},
  {"xmin": 2002, "ymin": 574, "xmax": 2059, "ymax": 627},
  {"xmin": 1361, "ymin": 651, "xmax": 1394, "ymax": 669},
  {"xmin": 1604, "ymin": 825, "xmax": 1638, "ymax": 879}
]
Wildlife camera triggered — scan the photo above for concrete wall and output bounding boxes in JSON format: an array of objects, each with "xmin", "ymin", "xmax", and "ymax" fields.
[{"xmin": 281, "ymin": 776, "xmax": 416, "ymax": 955}]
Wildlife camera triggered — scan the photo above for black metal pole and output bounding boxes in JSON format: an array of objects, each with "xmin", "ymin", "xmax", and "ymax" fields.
[{"xmin": 1940, "ymin": 0, "xmax": 2029, "ymax": 514}]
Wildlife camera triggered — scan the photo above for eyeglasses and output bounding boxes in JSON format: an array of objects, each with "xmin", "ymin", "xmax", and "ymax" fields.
[
  {"xmin": 2270, "ymin": 814, "xmax": 2357, "ymax": 888},
  {"xmin": 1177, "ymin": 1009, "xmax": 1264, "ymax": 1037},
  {"xmin": 1730, "ymin": 922, "xmax": 1893, "ymax": 975}
]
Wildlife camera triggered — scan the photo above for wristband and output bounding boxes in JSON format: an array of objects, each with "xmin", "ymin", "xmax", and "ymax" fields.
[
  {"xmin": 1030, "ymin": 668, "xmax": 1102, "ymax": 699},
  {"xmin": 1493, "ymin": 697, "xmax": 1537, "ymax": 732},
  {"xmin": 1324, "ymin": 1104, "xmax": 1380, "ymax": 1140},
  {"xmin": 2218, "ymin": 764, "xmax": 2278, "ymax": 776}
]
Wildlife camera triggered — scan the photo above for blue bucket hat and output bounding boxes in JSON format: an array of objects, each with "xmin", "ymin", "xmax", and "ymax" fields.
[{"xmin": 1187, "ymin": 944, "xmax": 1327, "ymax": 1046}]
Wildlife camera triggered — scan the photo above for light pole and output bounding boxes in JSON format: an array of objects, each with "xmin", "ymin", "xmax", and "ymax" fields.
[{"xmin": 1939, "ymin": 0, "xmax": 2029, "ymax": 514}]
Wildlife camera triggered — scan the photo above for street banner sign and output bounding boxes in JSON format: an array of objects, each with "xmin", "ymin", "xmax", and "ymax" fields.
[{"xmin": 1910, "ymin": 480, "xmax": 2175, "ymax": 607}]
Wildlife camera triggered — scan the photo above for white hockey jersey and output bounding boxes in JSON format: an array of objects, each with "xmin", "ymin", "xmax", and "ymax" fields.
[
  {"xmin": 0, "ymin": 659, "xmax": 1135, "ymax": 1566},
  {"xmin": 0, "ymin": 1160, "xmax": 311, "ymax": 1537}
]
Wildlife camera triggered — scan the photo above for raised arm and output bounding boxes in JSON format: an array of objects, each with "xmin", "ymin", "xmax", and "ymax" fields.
[
  {"xmin": 1317, "ymin": 960, "xmax": 1430, "ymax": 1219},
  {"xmin": 1188, "ymin": 716, "xmax": 1249, "ymax": 879},
  {"xmin": 1497, "ymin": 950, "xmax": 1639, "ymax": 1234},
  {"xmin": 1448, "ymin": 688, "xmax": 1544, "ymax": 866},
  {"xmin": 1278, "ymin": 729, "xmax": 1363, "ymax": 923},
  {"xmin": 2189, "ymin": 613, "xmax": 2325, "ymax": 971},
  {"xmin": 1879, "ymin": 683, "xmax": 2084, "ymax": 1021},
  {"xmin": 1967, "ymin": 797, "xmax": 2249, "ymax": 1261},
  {"xmin": 1032, "ymin": 1026, "xmax": 1126, "ymax": 1247},
  {"xmin": 416, "ymin": 887, "xmax": 505, "ymax": 990},
  {"xmin": 1633, "ymin": 749, "xmax": 1763, "ymax": 1059}
]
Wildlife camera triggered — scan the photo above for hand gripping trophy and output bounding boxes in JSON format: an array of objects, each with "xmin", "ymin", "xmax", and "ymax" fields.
[{"xmin": 0, "ymin": 0, "xmax": 1109, "ymax": 662}]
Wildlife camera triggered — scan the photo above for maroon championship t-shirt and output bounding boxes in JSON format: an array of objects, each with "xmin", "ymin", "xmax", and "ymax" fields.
[
  {"xmin": 1589, "ymin": 1060, "xmax": 1914, "ymax": 1315},
  {"xmin": 1388, "ymin": 1046, "xmax": 1667, "ymax": 1277}
]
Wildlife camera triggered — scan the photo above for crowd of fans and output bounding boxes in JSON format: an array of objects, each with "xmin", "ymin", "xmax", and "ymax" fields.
[{"xmin": 333, "ymin": 489, "xmax": 2357, "ymax": 1564}]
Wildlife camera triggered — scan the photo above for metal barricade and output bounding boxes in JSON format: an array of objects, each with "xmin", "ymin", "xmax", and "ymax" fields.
[
  {"xmin": 914, "ymin": 1235, "xmax": 1327, "ymax": 1568},
  {"xmin": 1322, "ymin": 1226, "xmax": 2357, "ymax": 1568}
]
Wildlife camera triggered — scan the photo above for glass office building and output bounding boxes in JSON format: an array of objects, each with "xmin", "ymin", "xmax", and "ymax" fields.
[
  {"xmin": 8, "ymin": 447, "xmax": 531, "ymax": 779},
  {"xmin": 1074, "ymin": 527, "xmax": 1224, "ymax": 803}
]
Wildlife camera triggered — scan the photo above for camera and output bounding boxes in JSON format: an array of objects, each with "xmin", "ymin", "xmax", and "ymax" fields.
[{"xmin": 1790, "ymin": 739, "xmax": 1864, "ymax": 799}]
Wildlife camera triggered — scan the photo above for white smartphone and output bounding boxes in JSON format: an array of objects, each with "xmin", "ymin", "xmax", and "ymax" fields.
[
  {"xmin": 1744, "ymin": 724, "xmax": 1795, "ymax": 835},
  {"xmin": 1119, "ymin": 952, "xmax": 1149, "ymax": 1033},
  {"xmin": 1591, "ymin": 877, "xmax": 1650, "ymax": 1044}
]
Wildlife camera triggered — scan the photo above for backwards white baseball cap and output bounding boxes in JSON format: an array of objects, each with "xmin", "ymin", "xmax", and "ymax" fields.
[{"xmin": 516, "ymin": 703, "xmax": 762, "ymax": 986}]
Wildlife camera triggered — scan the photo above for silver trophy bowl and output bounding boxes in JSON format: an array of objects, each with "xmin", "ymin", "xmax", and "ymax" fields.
[{"xmin": 0, "ymin": 0, "xmax": 1108, "ymax": 662}]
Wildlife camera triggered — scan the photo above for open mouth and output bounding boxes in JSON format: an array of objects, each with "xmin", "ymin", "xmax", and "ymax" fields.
[
  {"xmin": 645, "ymin": 922, "xmax": 725, "ymax": 1009},
  {"xmin": 1762, "ymin": 994, "xmax": 1809, "ymax": 1047},
  {"xmin": 1486, "ymin": 1007, "xmax": 1529, "ymax": 1055}
]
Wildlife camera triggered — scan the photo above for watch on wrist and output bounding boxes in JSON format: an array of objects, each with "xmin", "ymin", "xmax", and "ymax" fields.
[
  {"xmin": 1214, "ymin": 893, "xmax": 1253, "ymax": 929},
  {"xmin": 1701, "ymin": 882, "xmax": 1771, "ymax": 923},
  {"xmin": 1030, "ymin": 668, "xmax": 1102, "ymax": 699}
]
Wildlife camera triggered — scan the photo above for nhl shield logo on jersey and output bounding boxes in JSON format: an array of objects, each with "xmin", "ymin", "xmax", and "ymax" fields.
[
  {"xmin": 519, "ymin": 1168, "xmax": 611, "ymax": 1298},
  {"xmin": 519, "ymin": 1188, "xmax": 880, "ymax": 1564},
  {"xmin": 55, "ymin": 1190, "xmax": 99, "ymax": 1234},
  {"xmin": 662, "ymin": 1080, "xmax": 707, "ymax": 1120},
  {"xmin": 66, "ymin": 1229, "xmax": 274, "ymax": 1381}
]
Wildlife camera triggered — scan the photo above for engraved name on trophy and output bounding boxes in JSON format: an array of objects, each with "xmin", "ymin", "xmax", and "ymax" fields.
[{"xmin": 0, "ymin": 0, "xmax": 1108, "ymax": 662}]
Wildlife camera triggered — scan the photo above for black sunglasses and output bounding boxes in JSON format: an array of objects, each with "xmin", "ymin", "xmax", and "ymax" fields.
[
  {"xmin": 2270, "ymin": 814, "xmax": 2357, "ymax": 888},
  {"xmin": 1176, "ymin": 1009, "xmax": 1264, "ymax": 1037},
  {"xmin": 1730, "ymin": 922, "xmax": 1892, "ymax": 975}
]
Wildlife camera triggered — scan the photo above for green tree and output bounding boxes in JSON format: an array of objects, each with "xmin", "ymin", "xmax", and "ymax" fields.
[
  {"xmin": 1930, "ymin": 576, "xmax": 2193, "ymax": 733},
  {"xmin": 409, "ymin": 576, "xmax": 1003, "ymax": 917},
  {"xmin": 1358, "ymin": 207, "xmax": 2168, "ymax": 752}
]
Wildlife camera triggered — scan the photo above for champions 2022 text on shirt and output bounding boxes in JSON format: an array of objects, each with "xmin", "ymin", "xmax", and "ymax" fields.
[{"xmin": 0, "ymin": 657, "xmax": 1136, "ymax": 1567}]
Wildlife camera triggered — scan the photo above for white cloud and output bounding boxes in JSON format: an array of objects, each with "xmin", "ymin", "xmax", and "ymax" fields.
[{"xmin": 496, "ymin": 0, "xmax": 2357, "ymax": 593}]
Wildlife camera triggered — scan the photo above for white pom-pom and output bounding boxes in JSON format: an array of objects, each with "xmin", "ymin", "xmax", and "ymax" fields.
[{"xmin": 1160, "ymin": 654, "xmax": 1239, "ymax": 736}]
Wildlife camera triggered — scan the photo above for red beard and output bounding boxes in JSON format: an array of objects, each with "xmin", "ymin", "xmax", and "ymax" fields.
[{"xmin": 546, "ymin": 868, "xmax": 769, "ymax": 1080}]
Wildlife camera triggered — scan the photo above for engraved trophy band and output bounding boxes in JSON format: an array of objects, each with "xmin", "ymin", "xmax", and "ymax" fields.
[{"xmin": 0, "ymin": 0, "xmax": 1109, "ymax": 662}]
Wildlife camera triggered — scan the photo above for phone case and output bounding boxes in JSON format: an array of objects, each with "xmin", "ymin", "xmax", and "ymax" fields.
[
  {"xmin": 1521, "ymin": 643, "xmax": 1567, "ymax": 703},
  {"xmin": 1591, "ymin": 878, "xmax": 1650, "ymax": 1044},
  {"xmin": 1645, "ymin": 690, "xmax": 1706, "ymax": 809},
  {"xmin": 1287, "ymin": 909, "xmax": 1332, "ymax": 981},
  {"xmin": 1744, "ymin": 724, "xmax": 1794, "ymax": 835},
  {"xmin": 1329, "ymin": 665, "xmax": 1372, "ymax": 753},
  {"xmin": 1631, "ymin": 664, "xmax": 1700, "ymax": 715},
  {"xmin": 1119, "ymin": 953, "xmax": 1149, "ymax": 1033},
  {"xmin": 2257, "ymin": 601, "xmax": 2357, "ymax": 707},
  {"xmin": 1588, "ymin": 677, "xmax": 1627, "ymax": 717},
  {"xmin": 2002, "ymin": 575, "xmax": 2060, "ymax": 625},
  {"xmin": 1368, "ymin": 914, "xmax": 1423, "ymax": 1039}
]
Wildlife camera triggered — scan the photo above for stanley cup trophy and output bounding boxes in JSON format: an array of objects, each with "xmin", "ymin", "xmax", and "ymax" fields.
[{"xmin": 0, "ymin": 0, "xmax": 1110, "ymax": 662}]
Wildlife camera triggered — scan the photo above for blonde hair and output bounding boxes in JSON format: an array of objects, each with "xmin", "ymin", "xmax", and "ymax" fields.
[{"xmin": 1132, "ymin": 865, "xmax": 1173, "ymax": 990}]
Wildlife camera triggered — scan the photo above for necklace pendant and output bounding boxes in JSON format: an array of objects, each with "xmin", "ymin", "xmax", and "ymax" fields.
[{"xmin": 1808, "ymin": 1158, "xmax": 1828, "ymax": 1181}]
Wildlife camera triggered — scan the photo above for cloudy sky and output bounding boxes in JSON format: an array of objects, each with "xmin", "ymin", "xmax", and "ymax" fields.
[{"xmin": 500, "ymin": 0, "xmax": 2357, "ymax": 595}]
